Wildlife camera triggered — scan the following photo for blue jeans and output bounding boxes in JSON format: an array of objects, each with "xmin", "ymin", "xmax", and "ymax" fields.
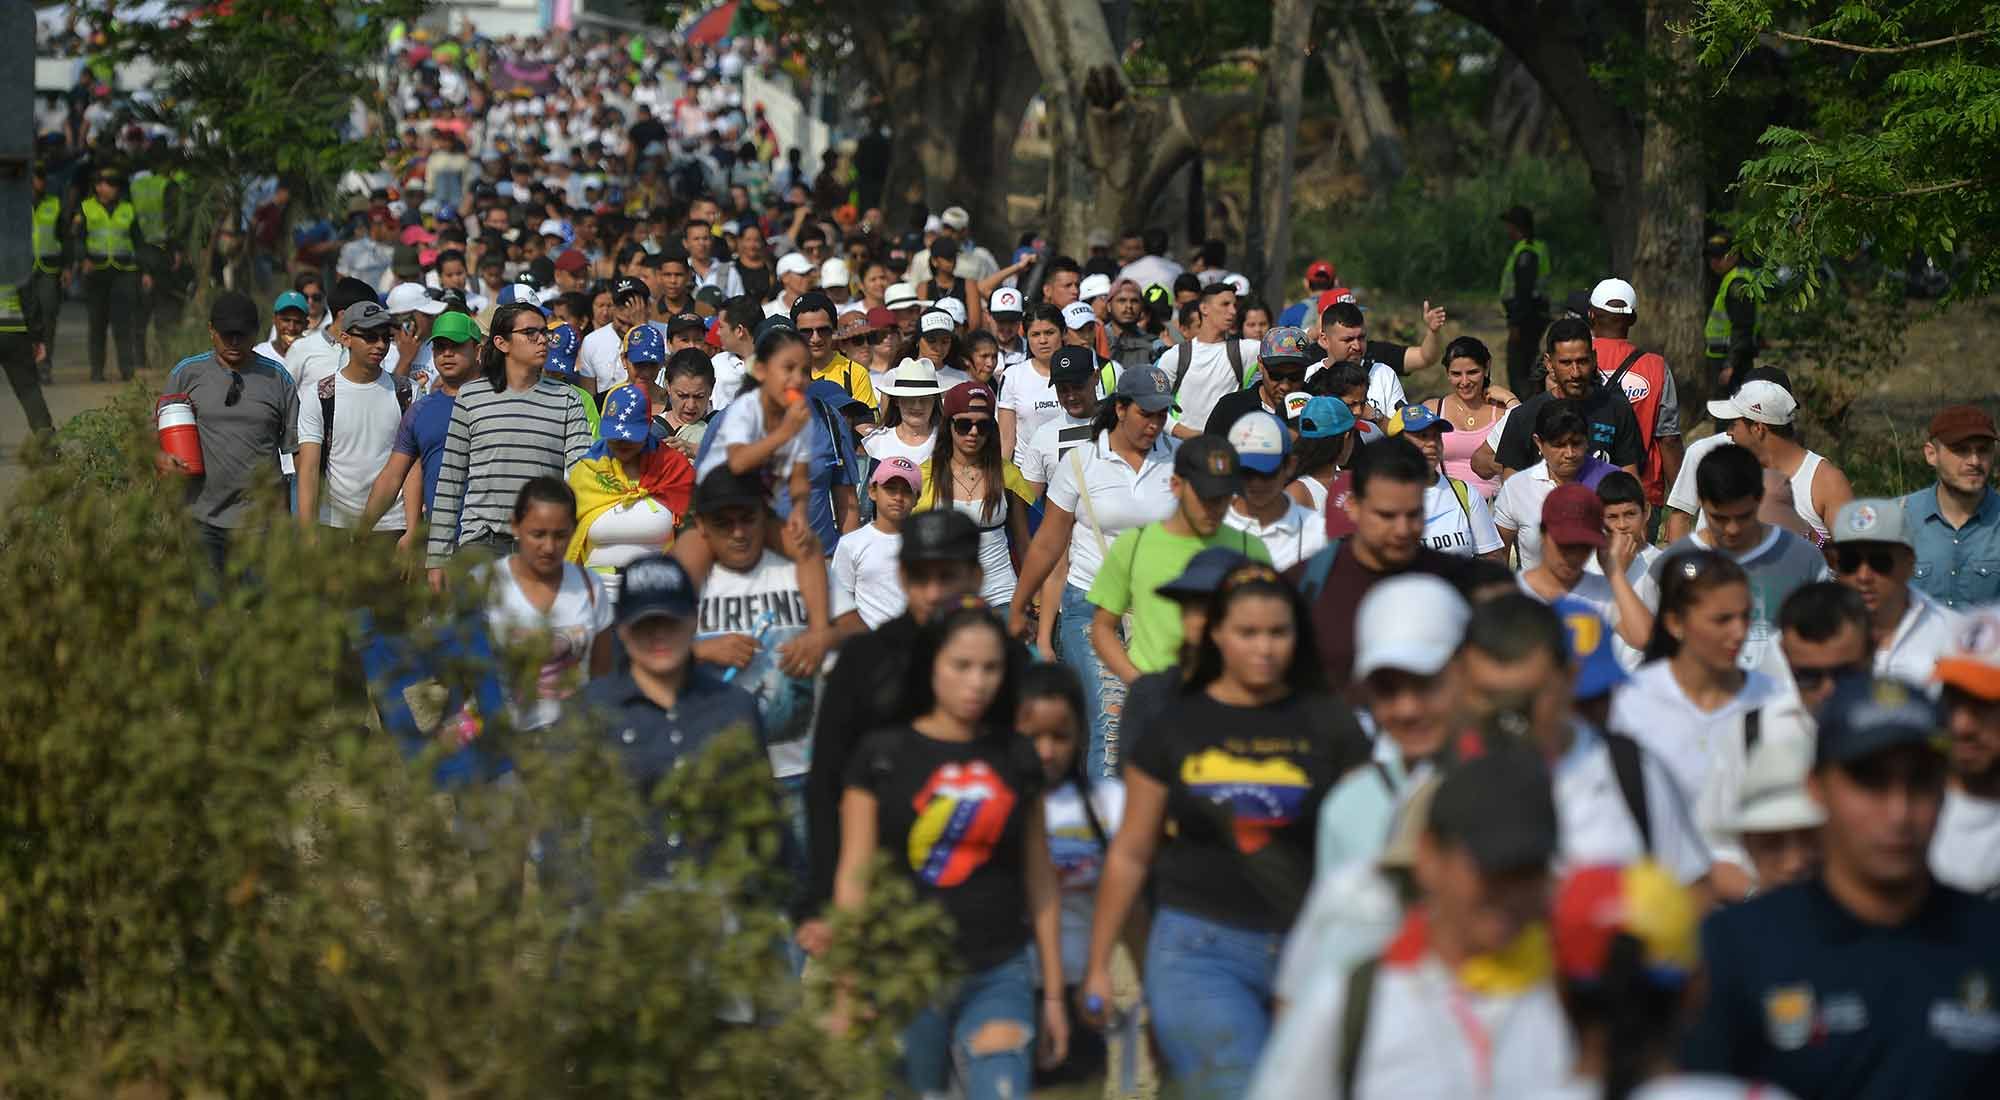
[
  {"xmin": 1144, "ymin": 906, "xmax": 1283, "ymax": 1098},
  {"xmin": 1058, "ymin": 583, "xmax": 1127, "ymax": 780},
  {"xmin": 899, "ymin": 947, "xmax": 1035, "ymax": 1099}
]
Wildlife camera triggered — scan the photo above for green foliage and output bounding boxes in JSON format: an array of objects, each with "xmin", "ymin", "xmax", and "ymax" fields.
[
  {"xmin": 1694, "ymin": 0, "xmax": 2000, "ymax": 303},
  {"xmin": 1124, "ymin": 0, "xmax": 1272, "ymax": 88},
  {"xmin": 1292, "ymin": 156, "xmax": 1608, "ymax": 300},
  {"xmin": 0, "ymin": 398, "xmax": 945, "ymax": 1096},
  {"xmin": 1761, "ymin": 286, "xmax": 1920, "ymax": 495}
]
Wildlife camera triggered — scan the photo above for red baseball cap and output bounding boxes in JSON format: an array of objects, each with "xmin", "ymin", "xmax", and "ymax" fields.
[
  {"xmin": 1542, "ymin": 483, "xmax": 1607, "ymax": 548},
  {"xmin": 553, "ymin": 249, "xmax": 588, "ymax": 273},
  {"xmin": 1306, "ymin": 260, "xmax": 1336, "ymax": 287},
  {"xmin": 1316, "ymin": 287, "xmax": 1358, "ymax": 315}
]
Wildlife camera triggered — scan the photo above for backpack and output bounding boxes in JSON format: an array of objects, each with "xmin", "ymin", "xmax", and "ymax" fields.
[
  {"xmin": 1338, "ymin": 955, "xmax": 1382, "ymax": 1099},
  {"xmin": 1171, "ymin": 337, "xmax": 1249, "ymax": 407},
  {"xmin": 317, "ymin": 371, "xmax": 414, "ymax": 455},
  {"xmin": 1297, "ymin": 538, "xmax": 1346, "ymax": 604},
  {"xmin": 1603, "ymin": 731, "xmax": 1654, "ymax": 854}
]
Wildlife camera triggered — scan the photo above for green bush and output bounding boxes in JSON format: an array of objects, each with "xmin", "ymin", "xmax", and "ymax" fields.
[
  {"xmin": 0, "ymin": 397, "xmax": 945, "ymax": 1096},
  {"xmin": 1294, "ymin": 156, "xmax": 1608, "ymax": 300}
]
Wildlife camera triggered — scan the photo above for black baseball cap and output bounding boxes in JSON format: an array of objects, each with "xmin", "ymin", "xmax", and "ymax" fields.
[
  {"xmin": 1156, "ymin": 547, "xmax": 1251, "ymax": 602},
  {"xmin": 666, "ymin": 312, "xmax": 706, "ymax": 335},
  {"xmin": 1813, "ymin": 675, "xmax": 1946, "ymax": 770},
  {"xmin": 790, "ymin": 291, "xmax": 836, "ymax": 323},
  {"xmin": 692, "ymin": 468, "xmax": 768, "ymax": 517},
  {"xmin": 1427, "ymin": 743, "xmax": 1559, "ymax": 873},
  {"xmin": 1049, "ymin": 346, "xmax": 1097, "ymax": 385},
  {"xmin": 615, "ymin": 553, "xmax": 698, "ymax": 625},
  {"xmin": 208, "ymin": 291, "xmax": 260, "ymax": 338},
  {"xmin": 611, "ymin": 275, "xmax": 648, "ymax": 303},
  {"xmin": 900, "ymin": 510, "xmax": 981, "ymax": 564},
  {"xmin": 1173, "ymin": 435, "xmax": 1244, "ymax": 499}
]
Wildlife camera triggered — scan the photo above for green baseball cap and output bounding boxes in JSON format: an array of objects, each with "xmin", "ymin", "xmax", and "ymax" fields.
[{"xmin": 430, "ymin": 311, "xmax": 482, "ymax": 344}]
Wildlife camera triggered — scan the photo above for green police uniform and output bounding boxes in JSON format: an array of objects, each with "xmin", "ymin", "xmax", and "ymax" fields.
[
  {"xmin": 0, "ymin": 283, "xmax": 55, "ymax": 434},
  {"xmin": 1500, "ymin": 237, "xmax": 1551, "ymax": 394},
  {"xmin": 29, "ymin": 193, "xmax": 67, "ymax": 382},
  {"xmin": 1705, "ymin": 264, "xmax": 1757, "ymax": 388},
  {"xmin": 79, "ymin": 193, "xmax": 145, "ymax": 381}
]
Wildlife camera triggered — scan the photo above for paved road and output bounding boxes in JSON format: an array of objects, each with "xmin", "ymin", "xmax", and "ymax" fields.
[{"xmin": 0, "ymin": 300, "xmax": 168, "ymax": 501}]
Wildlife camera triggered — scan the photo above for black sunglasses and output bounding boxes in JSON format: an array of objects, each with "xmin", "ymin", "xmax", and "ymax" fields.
[
  {"xmin": 1264, "ymin": 367, "xmax": 1308, "ymax": 384},
  {"xmin": 353, "ymin": 330, "xmax": 393, "ymax": 345},
  {"xmin": 1791, "ymin": 661, "xmax": 1868, "ymax": 692},
  {"xmin": 798, "ymin": 325, "xmax": 835, "ymax": 339},
  {"xmin": 1835, "ymin": 546, "xmax": 1900, "ymax": 575},
  {"xmin": 950, "ymin": 417, "xmax": 992, "ymax": 436},
  {"xmin": 224, "ymin": 371, "xmax": 244, "ymax": 407}
]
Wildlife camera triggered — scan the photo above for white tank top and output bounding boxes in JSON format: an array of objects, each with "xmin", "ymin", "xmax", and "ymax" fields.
[
  {"xmin": 1296, "ymin": 474, "xmax": 1330, "ymax": 514},
  {"xmin": 1789, "ymin": 451, "xmax": 1828, "ymax": 544}
]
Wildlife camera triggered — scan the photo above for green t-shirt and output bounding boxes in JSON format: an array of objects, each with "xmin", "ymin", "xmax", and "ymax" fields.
[{"xmin": 1087, "ymin": 522, "xmax": 1272, "ymax": 674}]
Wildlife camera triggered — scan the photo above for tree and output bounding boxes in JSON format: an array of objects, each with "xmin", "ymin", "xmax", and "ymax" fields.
[
  {"xmin": 1693, "ymin": 0, "xmax": 2000, "ymax": 301},
  {"xmin": 1633, "ymin": 0, "xmax": 1713, "ymax": 419},
  {"xmin": 1245, "ymin": 0, "xmax": 1317, "ymax": 292}
]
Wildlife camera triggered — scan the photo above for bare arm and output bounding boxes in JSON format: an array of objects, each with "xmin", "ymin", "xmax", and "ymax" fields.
[
  {"xmin": 1602, "ymin": 542, "xmax": 1656, "ymax": 650},
  {"xmin": 1079, "ymin": 767, "xmax": 1167, "ymax": 1026},
  {"xmin": 833, "ymin": 484, "xmax": 859, "ymax": 533},
  {"xmin": 1023, "ymin": 801, "xmax": 1070, "ymax": 1063},
  {"xmin": 1091, "ymin": 606, "xmax": 1143, "ymax": 685},
  {"xmin": 1009, "ymin": 504, "xmax": 1075, "ymax": 638},
  {"xmin": 1663, "ymin": 508, "xmax": 1695, "ymax": 544},
  {"xmin": 1406, "ymin": 299, "xmax": 1447, "ymax": 371},
  {"xmin": 726, "ymin": 401, "xmax": 807, "ymax": 475},
  {"xmin": 1656, "ymin": 435, "xmax": 1685, "ymax": 510},
  {"xmin": 997, "ymin": 407, "xmax": 1018, "ymax": 463},
  {"xmin": 1470, "ymin": 440, "xmax": 1502, "ymax": 482},
  {"xmin": 974, "ymin": 257, "xmax": 1034, "ymax": 301},
  {"xmin": 294, "ymin": 442, "xmax": 322, "ymax": 530},
  {"xmin": 1814, "ymin": 461, "xmax": 1855, "ymax": 536},
  {"xmin": 398, "ymin": 461, "xmax": 423, "ymax": 538}
]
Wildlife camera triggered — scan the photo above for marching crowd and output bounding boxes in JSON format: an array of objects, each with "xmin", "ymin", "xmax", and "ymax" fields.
[{"xmin": 81, "ymin": 21, "xmax": 2000, "ymax": 1100}]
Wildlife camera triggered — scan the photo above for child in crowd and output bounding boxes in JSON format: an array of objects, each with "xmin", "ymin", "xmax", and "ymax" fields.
[{"xmin": 832, "ymin": 456, "xmax": 920, "ymax": 631}]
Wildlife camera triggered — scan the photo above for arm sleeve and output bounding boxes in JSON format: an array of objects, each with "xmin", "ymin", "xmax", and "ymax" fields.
[
  {"xmin": 800, "ymin": 643, "xmax": 867, "ymax": 919},
  {"xmin": 295, "ymin": 384, "xmax": 324, "ymax": 446},
  {"xmin": 1609, "ymin": 401, "xmax": 1646, "ymax": 469},
  {"xmin": 1653, "ymin": 361, "xmax": 1682, "ymax": 438},
  {"xmin": 830, "ymin": 540, "xmax": 859, "ymax": 619},
  {"xmin": 565, "ymin": 391, "xmax": 594, "ymax": 469},
  {"xmin": 1247, "ymin": 968, "xmax": 1346, "ymax": 1100},
  {"xmin": 1046, "ymin": 447, "xmax": 1083, "ymax": 513},
  {"xmin": 425, "ymin": 401, "xmax": 475, "ymax": 567},
  {"xmin": 1465, "ymin": 487, "xmax": 1504, "ymax": 554},
  {"xmin": 1494, "ymin": 403, "xmax": 1536, "ymax": 470},
  {"xmin": 1491, "ymin": 481, "xmax": 1522, "ymax": 534},
  {"xmin": 392, "ymin": 400, "xmax": 423, "ymax": 457},
  {"xmin": 1085, "ymin": 529, "xmax": 1138, "ymax": 615}
]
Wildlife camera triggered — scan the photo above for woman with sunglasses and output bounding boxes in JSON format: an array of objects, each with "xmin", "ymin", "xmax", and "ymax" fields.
[
  {"xmin": 832, "ymin": 603, "xmax": 1068, "ymax": 1099},
  {"xmin": 1079, "ymin": 564, "xmax": 1365, "ymax": 1098},
  {"xmin": 920, "ymin": 381, "xmax": 1036, "ymax": 607},
  {"xmin": 996, "ymin": 303, "xmax": 1066, "ymax": 461},
  {"xmin": 864, "ymin": 357, "xmax": 944, "ymax": 467},
  {"xmin": 425, "ymin": 302, "xmax": 595, "ymax": 592}
]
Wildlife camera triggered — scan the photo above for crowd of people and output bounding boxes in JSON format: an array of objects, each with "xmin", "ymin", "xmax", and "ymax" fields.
[{"xmin": 30, "ymin": 17, "xmax": 2000, "ymax": 1100}]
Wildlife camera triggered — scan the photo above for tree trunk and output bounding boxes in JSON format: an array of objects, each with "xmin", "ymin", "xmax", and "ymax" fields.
[
  {"xmin": 1488, "ymin": 55, "xmax": 1557, "ymax": 161},
  {"xmin": 1321, "ymin": 27, "xmax": 1405, "ymax": 190},
  {"xmin": 1245, "ymin": 0, "xmax": 1314, "ymax": 293},
  {"xmin": 1632, "ymin": 0, "xmax": 1708, "ymax": 427}
]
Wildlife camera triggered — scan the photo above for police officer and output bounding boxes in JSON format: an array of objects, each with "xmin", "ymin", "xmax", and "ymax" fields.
[
  {"xmin": 1706, "ymin": 230, "xmax": 1758, "ymax": 394},
  {"xmin": 128, "ymin": 161, "xmax": 183, "ymax": 362},
  {"xmin": 1499, "ymin": 203, "xmax": 1551, "ymax": 394},
  {"xmin": 29, "ymin": 165, "xmax": 69, "ymax": 385},
  {"xmin": 74, "ymin": 166, "xmax": 148, "ymax": 382},
  {"xmin": 1685, "ymin": 675, "xmax": 2000, "ymax": 1099},
  {"xmin": 0, "ymin": 273, "xmax": 55, "ymax": 437}
]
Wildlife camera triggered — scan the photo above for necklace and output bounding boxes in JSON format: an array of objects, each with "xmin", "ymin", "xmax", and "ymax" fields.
[{"xmin": 1454, "ymin": 394, "xmax": 1480, "ymax": 429}]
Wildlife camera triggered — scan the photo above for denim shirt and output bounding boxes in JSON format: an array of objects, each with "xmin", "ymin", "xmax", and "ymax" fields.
[{"xmin": 1900, "ymin": 484, "xmax": 2000, "ymax": 610}]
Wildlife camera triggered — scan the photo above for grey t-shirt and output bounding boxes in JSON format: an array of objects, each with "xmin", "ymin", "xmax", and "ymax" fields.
[
  {"xmin": 1652, "ymin": 526, "xmax": 1831, "ymax": 677},
  {"xmin": 168, "ymin": 352, "xmax": 298, "ymax": 530}
]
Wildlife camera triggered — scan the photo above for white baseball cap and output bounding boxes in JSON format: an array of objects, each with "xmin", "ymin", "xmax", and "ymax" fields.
[
  {"xmin": 1222, "ymin": 272, "xmax": 1251, "ymax": 297},
  {"xmin": 1589, "ymin": 277, "xmax": 1638, "ymax": 315},
  {"xmin": 1353, "ymin": 574, "xmax": 1470, "ymax": 679},
  {"xmin": 1707, "ymin": 379, "xmax": 1797, "ymax": 425},
  {"xmin": 1731, "ymin": 728, "xmax": 1826, "ymax": 834},
  {"xmin": 384, "ymin": 282, "xmax": 446, "ymax": 316},
  {"xmin": 1062, "ymin": 301, "xmax": 1097, "ymax": 331},
  {"xmin": 776, "ymin": 252, "xmax": 816, "ymax": 278},
  {"xmin": 536, "ymin": 218, "xmax": 568, "ymax": 239},
  {"xmin": 1225, "ymin": 411, "xmax": 1291, "ymax": 475},
  {"xmin": 934, "ymin": 297, "xmax": 967, "ymax": 327},
  {"xmin": 939, "ymin": 205, "xmax": 970, "ymax": 231},
  {"xmin": 919, "ymin": 309, "xmax": 955, "ymax": 336},
  {"xmin": 819, "ymin": 257, "xmax": 851, "ymax": 289},
  {"xmin": 989, "ymin": 286, "xmax": 1023, "ymax": 316},
  {"xmin": 922, "ymin": 214, "xmax": 944, "ymax": 235},
  {"xmin": 884, "ymin": 283, "xmax": 924, "ymax": 311},
  {"xmin": 1078, "ymin": 273, "xmax": 1112, "ymax": 302}
]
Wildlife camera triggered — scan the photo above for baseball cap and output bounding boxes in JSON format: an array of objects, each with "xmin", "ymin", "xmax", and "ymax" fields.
[
  {"xmin": 1259, "ymin": 326, "xmax": 1313, "ymax": 366},
  {"xmin": 597, "ymin": 383, "xmax": 651, "ymax": 444},
  {"xmin": 271, "ymin": 290, "xmax": 310, "ymax": 316},
  {"xmin": 1386, "ymin": 403, "xmax": 1454, "ymax": 437},
  {"xmin": 208, "ymin": 291, "xmax": 260, "ymax": 338},
  {"xmin": 1353, "ymin": 574, "xmax": 1470, "ymax": 679},
  {"xmin": 1730, "ymin": 733, "xmax": 1827, "ymax": 834},
  {"xmin": 1226, "ymin": 411, "xmax": 1291, "ymax": 475},
  {"xmin": 1428, "ymin": 742, "xmax": 1560, "ymax": 873},
  {"xmin": 870, "ymin": 455, "xmax": 922, "ymax": 492},
  {"xmin": 1297, "ymin": 395, "xmax": 1356, "ymax": 439},
  {"xmin": 1315, "ymin": 288, "xmax": 1358, "ymax": 315},
  {"xmin": 1936, "ymin": 608, "xmax": 2000, "ymax": 700},
  {"xmin": 1079, "ymin": 273, "xmax": 1112, "ymax": 302},
  {"xmin": 1542, "ymin": 483, "xmax": 1607, "ymax": 548},
  {"xmin": 610, "ymin": 275, "xmax": 648, "ymax": 303},
  {"xmin": 1049, "ymin": 346, "xmax": 1097, "ymax": 385},
  {"xmin": 1829, "ymin": 498, "xmax": 1913, "ymax": 549},
  {"xmin": 430, "ymin": 311, "xmax": 482, "ymax": 345},
  {"xmin": 1552, "ymin": 862, "xmax": 1699, "ymax": 988},
  {"xmin": 553, "ymin": 249, "xmax": 589, "ymax": 273},
  {"xmin": 1555, "ymin": 599, "xmax": 1627, "ymax": 699},
  {"xmin": 1588, "ymin": 278, "xmax": 1637, "ymax": 315},
  {"xmin": 496, "ymin": 283, "xmax": 546, "ymax": 311},
  {"xmin": 879, "ymin": 357, "xmax": 943, "ymax": 397},
  {"xmin": 1111, "ymin": 366, "xmax": 1174, "ymax": 413},
  {"xmin": 337, "ymin": 301, "xmax": 394, "ymax": 334},
  {"xmin": 776, "ymin": 252, "xmax": 816, "ymax": 278},
  {"xmin": 989, "ymin": 286, "xmax": 1024, "ymax": 317},
  {"xmin": 943, "ymin": 381, "xmax": 996, "ymax": 419},
  {"xmin": 884, "ymin": 283, "xmax": 923, "ymax": 311},
  {"xmin": 1086, "ymin": 227, "xmax": 1113, "ymax": 250},
  {"xmin": 901, "ymin": 509, "xmax": 981, "ymax": 564},
  {"xmin": 536, "ymin": 218, "xmax": 569, "ymax": 240},
  {"xmin": 1305, "ymin": 259, "xmax": 1336, "ymax": 286},
  {"xmin": 615, "ymin": 554, "xmax": 699, "ymax": 625},
  {"xmin": 692, "ymin": 467, "xmax": 769, "ymax": 517},
  {"xmin": 622, "ymin": 324, "xmax": 667, "ymax": 365},
  {"xmin": 1928, "ymin": 404, "xmax": 1999, "ymax": 447},
  {"xmin": 1062, "ymin": 301, "xmax": 1097, "ymax": 331},
  {"xmin": 1156, "ymin": 547, "xmax": 1252, "ymax": 602},
  {"xmin": 386, "ymin": 282, "xmax": 448, "ymax": 316},
  {"xmin": 790, "ymin": 291, "xmax": 837, "ymax": 324},
  {"xmin": 1707, "ymin": 379, "xmax": 1797, "ymax": 426},
  {"xmin": 1813, "ymin": 675, "xmax": 1945, "ymax": 769},
  {"xmin": 544, "ymin": 323, "xmax": 580, "ymax": 370},
  {"xmin": 666, "ymin": 312, "xmax": 707, "ymax": 336},
  {"xmin": 754, "ymin": 315, "xmax": 795, "ymax": 343},
  {"xmin": 1173, "ymin": 435, "xmax": 1243, "ymax": 499},
  {"xmin": 934, "ymin": 297, "xmax": 968, "ymax": 328},
  {"xmin": 919, "ymin": 308, "xmax": 955, "ymax": 337},
  {"xmin": 820, "ymin": 257, "xmax": 850, "ymax": 289},
  {"xmin": 939, "ymin": 205, "xmax": 970, "ymax": 231}
]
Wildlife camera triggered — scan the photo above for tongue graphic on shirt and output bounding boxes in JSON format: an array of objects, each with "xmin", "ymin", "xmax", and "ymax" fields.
[{"xmin": 907, "ymin": 760, "xmax": 1018, "ymax": 887}]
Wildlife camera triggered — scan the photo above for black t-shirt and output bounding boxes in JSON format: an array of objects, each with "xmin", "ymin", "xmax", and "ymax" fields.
[
  {"xmin": 844, "ymin": 726, "xmax": 1046, "ymax": 970},
  {"xmin": 1205, "ymin": 387, "xmax": 1280, "ymax": 439},
  {"xmin": 1128, "ymin": 691, "xmax": 1366, "ymax": 932},
  {"xmin": 737, "ymin": 259, "xmax": 773, "ymax": 305},
  {"xmin": 1493, "ymin": 386, "xmax": 1646, "ymax": 472},
  {"xmin": 1285, "ymin": 545, "xmax": 1470, "ymax": 699},
  {"xmin": 1366, "ymin": 339, "xmax": 1413, "ymax": 377},
  {"xmin": 628, "ymin": 118, "xmax": 668, "ymax": 153}
]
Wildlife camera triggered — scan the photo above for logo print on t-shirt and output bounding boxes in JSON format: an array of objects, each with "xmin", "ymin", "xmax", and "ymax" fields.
[
  {"xmin": 1181, "ymin": 749, "xmax": 1310, "ymax": 854},
  {"xmin": 907, "ymin": 760, "xmax": 1018, "ymax": 886}
]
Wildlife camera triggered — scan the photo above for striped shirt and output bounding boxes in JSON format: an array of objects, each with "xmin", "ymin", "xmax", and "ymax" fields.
[{"xmin": 425, "ymin": 375, "xmax": 592, "ymax": 566}]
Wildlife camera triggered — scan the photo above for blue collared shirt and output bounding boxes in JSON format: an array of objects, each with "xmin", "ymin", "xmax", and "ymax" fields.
[{"xmin": 1901, "ymin": 484, "xmax": 2000, "ymax": 610}]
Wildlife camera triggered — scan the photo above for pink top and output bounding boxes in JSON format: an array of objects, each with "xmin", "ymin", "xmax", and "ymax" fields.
[{"xmin": 1435, "ymin": 396, "xmax": 1506, "ymax": 499}]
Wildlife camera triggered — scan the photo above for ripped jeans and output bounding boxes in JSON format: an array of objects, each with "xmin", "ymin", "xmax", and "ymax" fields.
[
  {"xmin": 899, "ymin": 946, "xmax": 1035, "ymax": 1099},
  {"xmin": 1058, "ymin": 583, "xmax": 1127, "ymax": 779}
]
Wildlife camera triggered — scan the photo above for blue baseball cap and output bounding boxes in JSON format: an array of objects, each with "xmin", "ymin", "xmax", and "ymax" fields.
[
  {"xmin": 1225, "ymin": 410, "xmax": 1292, "ymax": 475},
  {"xmin": 544, "ymin": 323, "xmax": 580, "ymax": 370},
  {"xmin": 496, "ymin": 282, "xmax": 545, "ymax": 310},
  {"xmin": 615, "ymin": 554, "xmax": 698, "ymax": 625},
  {"xmin": 623, "ymin": 324, "xmax": 667, "ymax": 365},
  {"xmin": 1155, "ymin": 547, "xmax": 1252, "ymax": 602},
  {"xmin": 1814, "ymin": 675, "xmax": 1946, "ymax": 769},
  {"xmin": 598, "ymin": 384, "xmax": 652, "ymax": 444},
  {"xmin": 272, "ymin": 290, "xmax": 310, "ymax": 316},
  {"xmin": 1387, "ymin": 402, "xmax": 1454, "ymax": 436},
  {"xmin": 1111, "ymin": 365, "xmax": 1174, "ymax": 413},
  {"xmin": 1297, "ymin": 395, "xmax": 1356, "ymax": 439},
  {"xmin": 1554, "ymin": 599, "xmax": 1627, "ymax": 700}
]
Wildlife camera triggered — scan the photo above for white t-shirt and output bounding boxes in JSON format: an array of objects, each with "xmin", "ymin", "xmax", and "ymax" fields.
[
  {"xmin": 697, "ymin": 390, "xmax": 823, "ymax": 485},
  {"xmin": 861, "ymin": 424, "xmax": 938, "ymax": 468},
  {"xmin": 1223, "ymin": 499, "xmax": 1328, "ymax": 572},
  {"xmin": 1931, "ymin": 786, "xmax": 2000, "ymax": 895},
  {"xmin": 1045, "ymin": 778, "xmax": 1125, "ymax": 984},
  {"xmin": 1609, "ymin": 660, "xmax": 1782, "ymax": 803},
  {"xmin": 293, "ymin": 371, "xmax": 409, "ymax": 531},
  {"xmin": 1365, "ymin": 359, "xmax": 1406, "ymax": 421},
  {"xmin": 1521, "ymin": 1076, "xmax": 1802, "ymax": 1100},
  {"xmin": 1877, "ymin": 588, "xmax": 1959, "ymax": 689},
  {"xmin": 1421, "ymin": 476, "xmax": 1503, "ymax": 558},
  {"xmin": 1555, "ymin": 726, "xmax": 1712, "ymax": 886},
  {"xmin": 1016, "ymin": 411, "xmax": 1095, "ymax": 488},
  {"xmin": 1666, "ymin": 433, "xmax": 1733, "ymax": 520},
  {"xmin": 578, "ymin": 323, "xmax": 631, "ymax": 393},
  {"xmin": 1155, "ymin": 337, "xmax": 1259, "ymax": 431},
  {"xmin": 997, "ymin": 361, "xmax": 1061, "ymax": 450},
  {"xmin": 696, "ymin": 549, "xmax": 819, "ymax": 778},
  {"xmin": 1045, "ymin": 431, "xmax": 1181, "ymax": 592},
  {"xmin": 1491, "ymin": 461, "xmax": 1562, "ymax": 570},
  {"xmin": 710, "ymin": 349, "xmax": 749, "ymax": 409},
  {"xmin": 476, "ymin": 560, "xmax": 612, "ymax": 731},
  {"xmin": 831, "ymin": 523, "xmax": 906, "ymax": 629},
  {"xmin": 284, "ymin": 328, "xmax": 345, "ymax": 397}
]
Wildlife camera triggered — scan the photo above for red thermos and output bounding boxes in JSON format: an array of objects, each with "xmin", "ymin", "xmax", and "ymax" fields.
[{"xmin": 156, "ymin": 393, "xmax": 205, "ymax": 475}]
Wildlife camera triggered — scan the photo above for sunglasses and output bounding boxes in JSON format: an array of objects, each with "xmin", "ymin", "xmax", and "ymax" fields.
[
  {"xmin": 1835, "ymin": 546, "xmax": 1900, "ymax": 575},
  {"xmin": 1263, "ymin": 368, "xmax": 1307, "ymax": 384},
  {"xmin": 352, "ymin": 330, "xmax": 393, "ymax": 345},
  {"xmin": 950, "ymin": 417, "xmax": 992, "ymax": 436},
  {"xmin": 224, "ymin": 371, "xmax": 244, "ymax": 407},
  {"xmin": 798, "ymin": 325, "xmax": 835, "ymax": 339},
  {"xmin": 1790, "ymin": 661, "xmax": 1868, "ymax": 692}
]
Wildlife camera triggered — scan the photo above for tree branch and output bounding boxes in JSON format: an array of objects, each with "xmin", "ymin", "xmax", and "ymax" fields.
[
  {"xmin": 1768, "ymin": 27, "xmax": 1998, "ymax": 55},
  {"xmin": 1841, "ymin": 176, "xmax": 1995, "ymax": 201}
]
